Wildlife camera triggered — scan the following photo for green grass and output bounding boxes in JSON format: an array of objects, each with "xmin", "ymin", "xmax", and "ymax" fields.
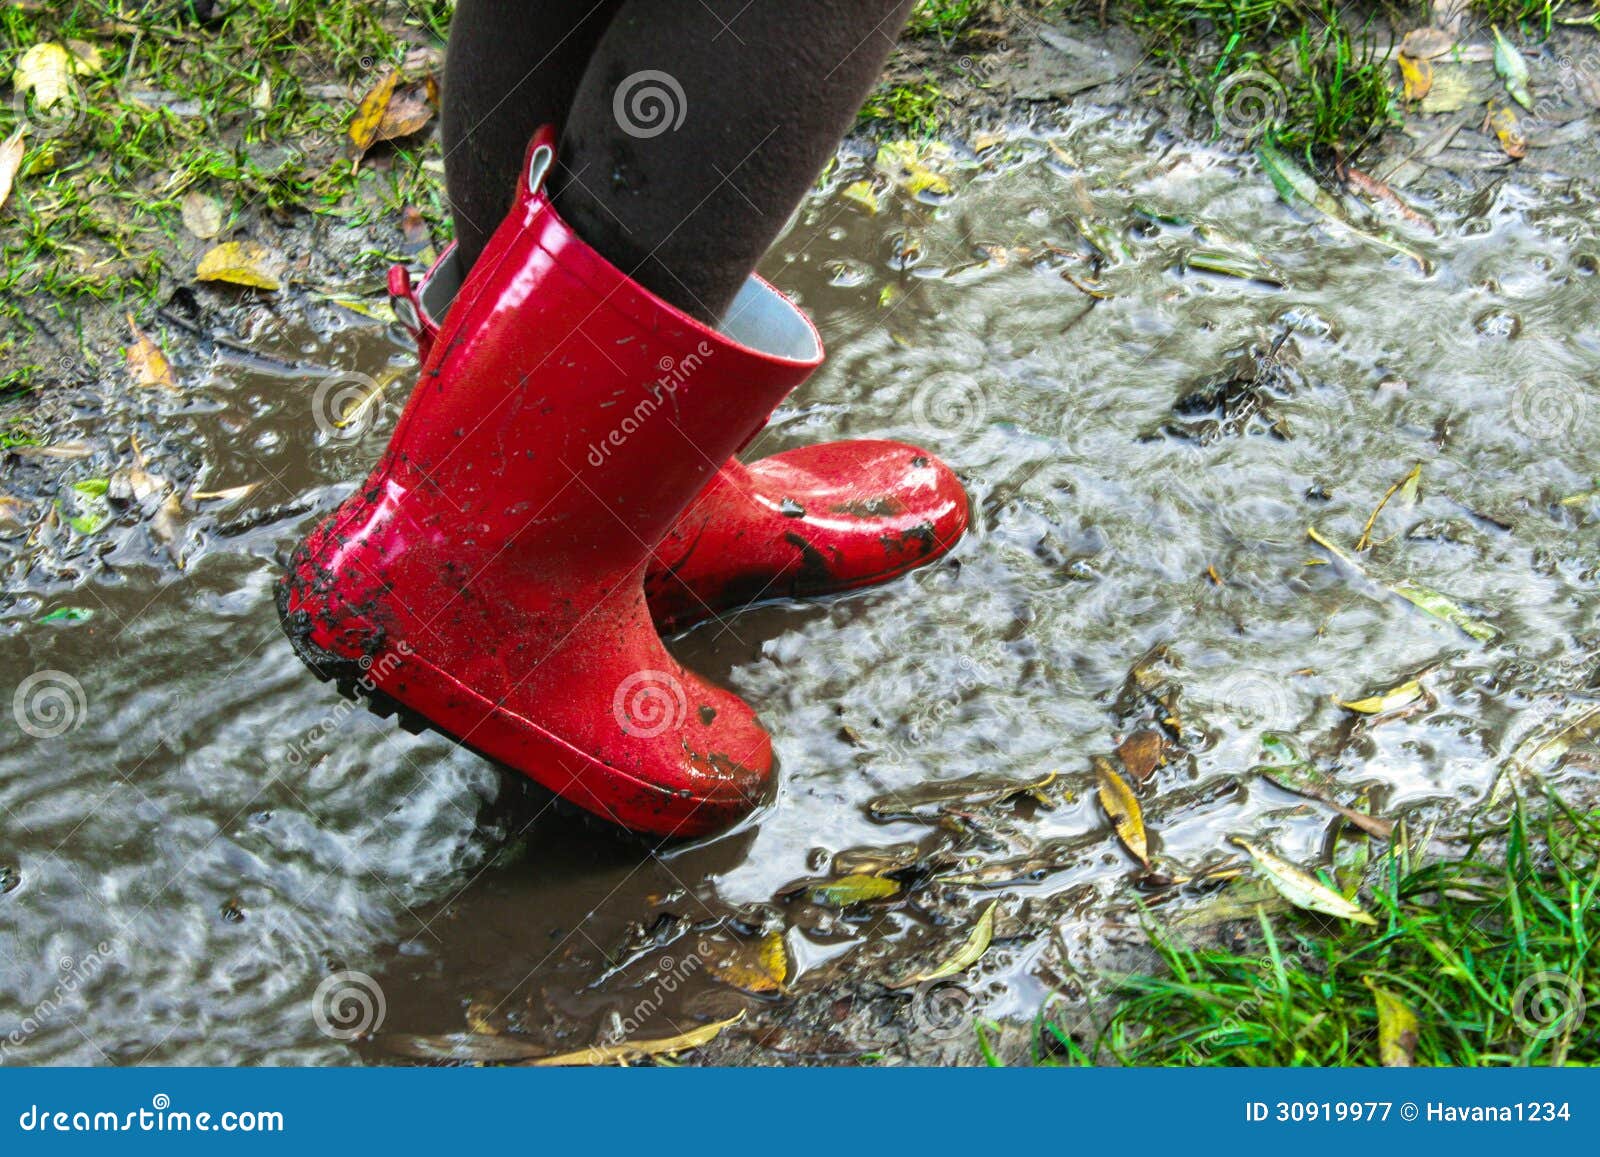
[
  {"xmin": 907, "ymin": 0, "xmax": 989, "ymax": 40},
  {"xmin": 0, "ymin": 0, "xmax": 452, "ymax": 379},
  {"xmin": 1036, "ymin": 791, "xmax": 1600, "ymax": 1066},
  {"xmin": 858, "ymin": 80, "xmax": 948, "ymax": 134}
]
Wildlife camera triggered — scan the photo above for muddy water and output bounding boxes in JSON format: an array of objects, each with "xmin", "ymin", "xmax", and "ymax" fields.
[{"xmin": 3, "ymin": 106, "xmax": 1599, "ymax": 1064}]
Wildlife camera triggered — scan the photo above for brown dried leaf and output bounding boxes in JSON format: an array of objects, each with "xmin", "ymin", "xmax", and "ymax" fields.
[
  {"xmin": 124, "ymin": 313, "xmax": 177, "ymax": 391},
  {"xmin": 1116, "ymin": 730, "xmax": 1166, "ymax": 782},
  {"xmin": 1399, "ymin": 27, "xmax": 1456, "ymax": 61},
  {"xmin": 525, "ymin": 1011, "xmax": 743, "ymax": 1067},
  {"xmin": 375, "ymin": 82, "xmax": 433, "ymax": 142},
  {"xmin": 180, "ymin": 189, "xmax": 223, "ymax": 239}
]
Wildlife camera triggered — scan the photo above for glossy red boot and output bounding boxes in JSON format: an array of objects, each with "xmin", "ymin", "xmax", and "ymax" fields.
[
  {"xmin": 391, "ymin": 252, "xmax": 968, "ymax": 635},
  {"xmin": 280, "ymin": 129, "xmax": 823, "ymax": 836}
]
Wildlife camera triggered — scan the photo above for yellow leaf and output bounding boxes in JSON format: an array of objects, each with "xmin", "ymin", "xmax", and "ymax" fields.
[
  {"xmin": 1335, "ymin": 679, "xmax": 1423, "ymax": 715},
  {"xmin": 14, "ymin": 43, "xmax": 74, "ymax": 110},
  {"xmin": 1095, "ymin": 755, "xmax": 1149, "ymax": 866},
  {"xmin": 841, "ymin": 179, "xmax": 880, "ymax": 215},
  {"xmin": 759, "ymin": 930, "xmax": 789, "ymax": 989},
  {"xmin": 196, "ymin": 240, "xmax": 281, "ymax": 290},
  {"xmin": 64, "ymin": 39, "xmax": 104, "ymax": 76},
  {"xmin": 1397, "ymin": 53, "xmax": 1433, "ymax": 102},
  {"xmin": 124, "ymin": 313, "xmax": 176, "ymax": 391},
  {"xmin": 1486, "ymin": 102, "xmax": 1527, "ymax": 160},
  {"xmin": 875, "ymin": 139, "xmax": 953, "ymax": 198},
  {"xmin": 0, "ymin": 130, "xmax": 25, "ymax": 213},
  {"xmin": 1365, "ymin": 978, "xmax": 1419, "ymax": 1066},
  {"xmin": 349, "ymin": 69, "xmax": 401, "ymax": 153},
  {"xmin": 806, "ymin": 873, "xmax": 900, "ymax": 907},
  {"xmin": 526, "ymin": 1011, "xmax": 743, "ymax": 1067},
  {"xmin": 892, "ymin": 900, "xmax": 997, "ymax": 987}
]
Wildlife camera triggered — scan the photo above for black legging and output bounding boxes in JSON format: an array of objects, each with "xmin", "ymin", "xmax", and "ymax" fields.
[{"xmin": 441, "ymin": 0, "xmax": 915, "ymax": 323}]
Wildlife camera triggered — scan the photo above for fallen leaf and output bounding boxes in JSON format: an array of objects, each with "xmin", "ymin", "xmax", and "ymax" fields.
[
  {"xmin": 1365, "ymin": 978, "xmax": 1419, "ymax": 1066},
  {"xmin": 181, "ymin": 189, "xmax": 223, "ymax": 239},
  {"xmin": 759, "ymin": 930, "xmax": 789, "ymax": 989},
  {"xmin": 1184, "ymin": 247, "xmax": 1285, "ymax": 286},
  {"xmin": 1419, "ymin": 65, "xmax": 1481, "ymax": 114},
  {"xmin": 64, "ymin": 39, "xmax": 104, "ymax": 75},
  {"xmin": 14, "ymin": 43, "xmax": 74, "ymax": 110},
  {"xmin": 39, "ymin": 606, "xmax": 93, "ymax": 624},
  {"xmin": 1339, "ymin": 167, "xmax": 1436, "ymax": 234},
  {"xmin": 1398, "ymin": 53, "xmax": 1434, "ymax": 102},
  {"xmin": 875, "ymin": 139, "xmax": 953, "ymax": 198},
  {"xmin": 349, "ymin": 69, "xmax": 401, "ymax": 154},
  {"xmin": 251, "ymin": 77, "xmax": 272, "ymax": 113},
  {"xmin": 1095, "ymin": 755, "xmax": 1149, "ymax": 866},
  {"xmin": 398, "ymin": 204, "xmax": 430, "ymax": 248},
  {"xmin": 375, "ymin": 82, "xmax": 434, "ymax": 142},
  {"xmin": 892, "ymin": 900, "xmax": 997, "ymax": 987},
  {"xmin": 841, "ymin": 179, "xmax": 880, "ymax": 215},
  {"xmin": 196, "ymin": 240, "xmax": 281, "ymax": 290},
  {"xmin": 866, "ymin": 770, "xmax": 1057, "ymax": 820},
  {"xmin": 805, "ymin": 873, "xmax": 900, "ymax": 907},
  {"xmin": 1399, "ymin": 27, "xmax": 1455, "ymax": 60},
  {"xmin": 1492, "ymin": 26, "xmax": 1533, "ymax": 110},
  {"xmin": 1355, "ymin": 463, "xmax": 1422, "ymax": 551},
  {"xmin": 1485, "ymin": 102, "xmax": 1527, "ymax": 160},
  {"xmin": 526, "ymin": 1012, "xmax": 743, "ymax": 1067},
  {"xmin": 0, "ymin": 129, "xmax": 25, "ymax": 213},
  {"xmin": 1308, "ymin": 527, "xmax": 1499, "ymax": 642},
  {"xmin": 124, "ymin": 313, "xmax": 177, "ymax": 391},
  {"xmin": 1232, "ymin": 838, "xmax": 1378, "ymax": 925},
  {"xmin": 189, "ymin": 482, "xmax": 261, "ymax": 503},
  {"xmin": 1116, "ymin": 730, "xmax": 1166, "ymax": 782},
  {"xmin": 1335, "ymin": 679, "xmax": 1424, "ymax": 715},
  {"xmin": 1257, "ymin": 140, "xmax": 1428, "ymax": 271}
]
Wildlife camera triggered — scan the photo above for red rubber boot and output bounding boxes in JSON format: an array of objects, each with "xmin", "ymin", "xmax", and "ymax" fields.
[
  {"xmin": 391, "ymin": 251, "xmax": 968, "ymax": 635},
  {"xmin": 280, "ymin": 129, "xmax": 823, "ymax": 837}
]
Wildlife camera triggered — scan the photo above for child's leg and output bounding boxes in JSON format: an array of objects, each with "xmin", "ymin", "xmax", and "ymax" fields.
[
  {"xmin": 442, "ymin": 0, "xmax": 626, "ymax": 269},
  {"xmin": 555, "ymin": 0, "xmax": 916, "ymax": 322}
]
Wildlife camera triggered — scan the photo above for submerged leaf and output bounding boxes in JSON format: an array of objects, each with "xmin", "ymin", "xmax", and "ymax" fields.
[
  {"xmin": 1232, "ymin": 838, "xmax": 1377, "ymax": 925},
  {"xmin": 892, "ymin": 900, "xmax": 997, "ymax": 987},
  {"xmin": 1486, "ymin": 102, "xmax": 1527, "ymax": 160},
  {"xmin": 125, "ymin": 313, "xmax": 176, "ymax": 391},
  {"xmin": 1257, "ymin": 141, "xmax": 1428, "ymax": 271},
  {"xmin": 1398, "ymin": 53, "xmax": 1434, "ymax": 102},
  {"xmin": 1095, "ymin": 756, "xmax": 1149, "ymax": 866},
  {"xmin": 1335, "ymin": 679, "xmax": 1423, "ymax": 715},
  {"xmin": 527, "ymin": 1012, "xmax": 743, "ymax": 1067},
  {"xmin": 1308, "ymin": 527, "xmax": 1499, "ymax": 643},
  {"xmin": 840, "ymin": 179, "xmax": 880, "ymax": 215},
  {"xmin": 805, "ymin": 873, "xmax": 900, "ymax": 907}
]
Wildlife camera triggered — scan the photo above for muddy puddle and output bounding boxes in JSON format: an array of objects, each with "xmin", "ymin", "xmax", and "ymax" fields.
[{"xmin": 3, "ymin": 104, "xmax": 1599, "ymax": 1064}]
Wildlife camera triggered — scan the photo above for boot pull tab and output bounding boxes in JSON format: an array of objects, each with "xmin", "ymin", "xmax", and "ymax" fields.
[
  {"xmin": 388, "ymin": 264, "xmax": 422, "ymax": 335},
  {"xmin": 523, "ymin": 124, "xmax": 558, "ymax": 201}
]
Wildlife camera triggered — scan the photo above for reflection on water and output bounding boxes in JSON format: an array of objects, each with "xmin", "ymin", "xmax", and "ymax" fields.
[{"xmin": 2, "ymin": 108, "xmax": 1598, "ymax": 1063}]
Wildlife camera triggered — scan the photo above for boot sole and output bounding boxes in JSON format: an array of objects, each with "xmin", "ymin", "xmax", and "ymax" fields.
[{"xmin": 274, "ymin": 579, "xmax": 665, "ymax": 845}]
